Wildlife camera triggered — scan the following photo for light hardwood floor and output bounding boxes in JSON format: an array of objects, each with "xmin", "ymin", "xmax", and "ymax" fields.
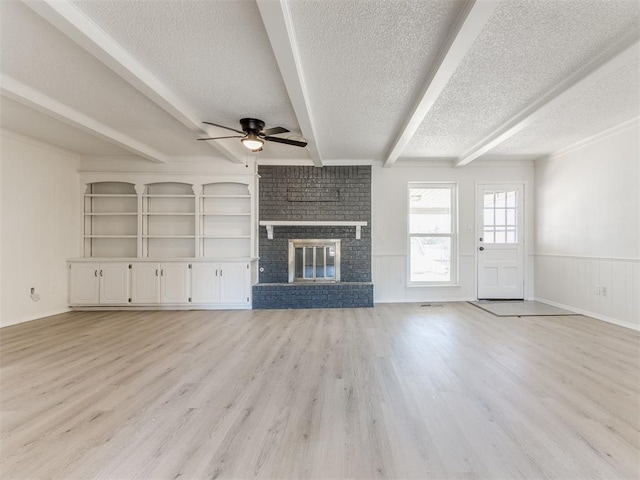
[{"xmin": 1, "ymin": 303, "xmax": 638, "ymax": 479}]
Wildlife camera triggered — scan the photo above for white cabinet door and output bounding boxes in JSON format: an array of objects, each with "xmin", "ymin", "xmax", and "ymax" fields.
[
  {"xmin": 99, "ymin": 263, "xmax": 130, "ymax": 304},
  {"xmin": 160, "ymin": 263, "xmax": 190, "ymax": 304},
  {"xmin": 219, "ymin": 263, "xmax": 250, "ymax": 305},
  {"xmin": 69, "ymin": 263, "xmax": 100, "ymax": 304},
  {"xmin": 191, "ymin": 263, "xmax": 220, "ymax": 304},
  {"xmin": 131, "ymin": 263, "xmax": 160, "ymax": 304}
]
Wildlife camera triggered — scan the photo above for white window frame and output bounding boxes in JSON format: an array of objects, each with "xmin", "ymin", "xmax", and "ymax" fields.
[{"xmin": 407, "ymin": 182, "xmax": 458, "ymax": 286}]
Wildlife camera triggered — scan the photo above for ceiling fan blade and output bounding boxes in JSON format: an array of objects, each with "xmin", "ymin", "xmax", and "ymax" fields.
[
  {"xmin": 261, "ymin": 126, "xmax": 289, "ymax": 136},
  {"xmin": 198, "ymin": 135, "xmax": 244, "ymax": 141},
  {"xmin": 202, "ymin": 121, "xmax": 245, "ymax": 134},
  {"xmin": 264, "ymin": 136, "xmax": 308, "ymax": 147}
]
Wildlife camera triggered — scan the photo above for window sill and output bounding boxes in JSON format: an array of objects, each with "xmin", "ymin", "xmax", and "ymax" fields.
[{"xmin": 407, "ymin": 283, "xmax": 460, "ymax": 288}]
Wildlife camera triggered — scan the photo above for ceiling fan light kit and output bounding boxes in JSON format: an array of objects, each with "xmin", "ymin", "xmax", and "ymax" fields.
[
  {"xmin": 241, "ymin": 133, "xmax": 264, "ymax": 151},
  {"xmin": 199, "ymin": 117, "xmax": 307, "ymax": 151}
]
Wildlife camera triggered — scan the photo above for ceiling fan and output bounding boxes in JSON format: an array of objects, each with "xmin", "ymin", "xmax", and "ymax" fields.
[{"xmin": 198, "ymin": 118, "xmax": 307, "ymax": 152}]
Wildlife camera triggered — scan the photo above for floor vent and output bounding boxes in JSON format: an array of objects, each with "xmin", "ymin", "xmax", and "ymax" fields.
[{"xmin": 420, "ymin": 303, "xmax": 444, "ymax": 307}]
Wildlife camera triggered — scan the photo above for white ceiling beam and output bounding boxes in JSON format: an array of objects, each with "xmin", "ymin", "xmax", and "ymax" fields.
[
  {"xmin": 383, "ymin": 0, "xmax": 500, "ymax": 168},
  {"xmin": 22, "ymin": 0, "xmax": 244, "ymax": 164},
  {"xmin": 1, "ymin": 75, "xmax": 168, "ymax": 163},
  {"xmin": 455, "ymin": 32, "xmax": 640, "ymax": 167},
  {"xmin": 256, "ymin": 0, "xmax": 323, "ymax": 167}
]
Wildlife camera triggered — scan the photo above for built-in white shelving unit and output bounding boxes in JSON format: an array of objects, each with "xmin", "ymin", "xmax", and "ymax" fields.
[
  {"xmin": 142, "ymin": 182, "xmax": 196, "ymax": 258},
  {"xmin": 199, "ymin": 183, "xmax": 252, "ymax": 258},
  {"xmin": 71, "ymin": 174, "xmax": 258, "ymax": 310},
  {"xmin": 83, "ymin": 182, "xmax": 138, "ymax": 257}
]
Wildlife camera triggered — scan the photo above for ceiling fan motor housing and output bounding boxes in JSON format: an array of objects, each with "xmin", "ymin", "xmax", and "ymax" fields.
[{"xmin": 240, "ymin": 118, "xmax": 265, "ymax": 134}]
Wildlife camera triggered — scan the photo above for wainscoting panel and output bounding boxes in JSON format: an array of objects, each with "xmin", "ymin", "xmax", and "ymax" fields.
[
  {"xmin": 373, "ymin": 254, "xmax": 476, "ymax": 303},
  {"xmin": 535, "ymin": 254, "xmax": 639, "ymax": 330}
]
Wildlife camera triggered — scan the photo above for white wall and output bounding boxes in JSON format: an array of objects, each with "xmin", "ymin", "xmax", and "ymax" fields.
[
  {"xmin": 81, "ymin": 155, "xmax": 256, "ymax": 175},
  {"xmin": 535, "ymin": 122, "xmax": 640, "ymax": 329},
  {"xmin": 1, "ymin": 131, "xmax": 81, "ymax": 327},
  {"xmin": 372, "ymin": 161, "xmax": 535, "ymax": 303}
]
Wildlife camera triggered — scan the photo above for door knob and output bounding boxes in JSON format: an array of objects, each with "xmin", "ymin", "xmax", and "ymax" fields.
[{"xmin": 479, "ymin": 246, "xmax": 485, "ymax": 251}]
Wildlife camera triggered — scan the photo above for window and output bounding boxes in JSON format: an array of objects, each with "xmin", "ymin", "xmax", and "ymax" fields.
[
  {"xmin": 482, "ymin": 189, "xmax": 518, "ymax": 244},
  {"xmin": 408, "ymin": 183, "xmax": 457, "ymax": 285}
]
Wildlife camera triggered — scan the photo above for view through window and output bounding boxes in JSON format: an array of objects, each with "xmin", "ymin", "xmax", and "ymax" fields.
[{"xmin": 408, "ymin": 183, "xmax": 457, "ymax": 284}]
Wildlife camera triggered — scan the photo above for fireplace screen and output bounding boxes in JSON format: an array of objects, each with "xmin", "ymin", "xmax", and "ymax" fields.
[{"xmin": 288, "ymin": 239, "xmax": 341, "ymax": 283}]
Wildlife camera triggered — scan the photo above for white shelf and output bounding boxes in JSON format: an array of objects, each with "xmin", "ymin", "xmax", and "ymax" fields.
[
  {"xmin": 85, "ymin": 194, "xmax": 138, "ymax": 198},
  {"xmin": 200, "ymin": 213, "xmax": 251, "ymax": 216},
  {"xmin": 85, "ymin": 212, "xmax": 137, "ymax": 216},
  {"xmin": 143, "ymin": 213, "xmax": 196, "ymax": 216},
  {"xmin": 259, "ymin": 220, "xmax": 367, "ymax": 239},
  {"xmin": 142, "ymin": 235, "xmax": 196, "ymax": 239},
  {"xmin": 143, "ymin": 194, "xmax": 195, "ymax": 198},
  {"xmin": 201, "ymin": 235, "xmax": 251, "ymax": 239},
  {"xmin": 84, "ymin": 235, "xmax": 138, "ymax": 238},
  {"xmin": 200, "ymin": 195, "xmax": 250, "ymax": 199}
]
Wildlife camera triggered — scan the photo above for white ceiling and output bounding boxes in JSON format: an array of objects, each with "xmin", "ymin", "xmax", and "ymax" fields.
[{"xmin": 1, "ymin": 0, "xmax": 638, "ymax": 167}]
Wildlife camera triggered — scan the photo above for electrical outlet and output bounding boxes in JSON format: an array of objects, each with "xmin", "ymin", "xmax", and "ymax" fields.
[
  {"xmin": 594, "ymin": 285, "xmax": 600, "ymax": 295},
  {"xmin": 30, "ymin": 288, "xmax": 40, "ymax": 302},
  {"xmin": 601, "ymin": 286, "xmax": 607, "ymax": 297}
]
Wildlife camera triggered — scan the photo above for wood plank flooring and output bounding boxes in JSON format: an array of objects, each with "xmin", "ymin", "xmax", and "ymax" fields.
[{"xmin": 1, "ymin": 303, "xmax": 638, "ymax": 479}]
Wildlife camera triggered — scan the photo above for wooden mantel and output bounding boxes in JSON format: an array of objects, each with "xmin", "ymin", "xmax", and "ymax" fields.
[{"xmin": 259, "ymin": 221, "xmax": 368, "ymax": 240}]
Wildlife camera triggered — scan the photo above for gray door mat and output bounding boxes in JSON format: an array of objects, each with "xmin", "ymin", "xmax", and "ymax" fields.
[{"xmin": 469, "ymin": 300, "xmax": 579, "ymax": 317}]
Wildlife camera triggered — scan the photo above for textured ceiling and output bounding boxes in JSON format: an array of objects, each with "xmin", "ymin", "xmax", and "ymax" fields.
[
  {"xmin": 287, "ymin": 0, "xmax": 466, "ymax": 160},
  {"xmin": 0, "ymin": 0, "xmax": 638, "ymax": 165},
  {"xmin": 71, "ymin": 0, "xmax": 299, "ymax": 133},
  {"xmin": 1, "ymin": 0, "xmax": 220, "ymax": 157},
  {"xmin": 489, "ymin": 55, "xmax": 640, "ymax": 157},
  {"xmin": 402, "ymin": 0, "xmax": 640, "ymax": 158}
]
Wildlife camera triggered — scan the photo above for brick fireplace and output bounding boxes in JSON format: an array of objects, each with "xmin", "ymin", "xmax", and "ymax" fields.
[{"xmin": 252, "ymin": 165, "xmax": 373, "ymax": 309}]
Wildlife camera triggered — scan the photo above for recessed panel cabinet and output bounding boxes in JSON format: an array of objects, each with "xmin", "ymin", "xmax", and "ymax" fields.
[
  {"xmin": 69, "ymin": 261, "xmax": 250, "ymax": 308},
  {"xmin": 69, "ymin": 262, "xmax": 130, "ymax": 305},
  {"xmin": 191, "ymin": 263, "xmax": 219, "ymax": 304},
  {"xmin": 131, "ymin": 263, "xmax": 191, "ymax": 304},
  {"xmin": 130, "ymin": 263, "xmax": 160, "ymax": 304},
  {"xmin": 191, "ymin": 262, "xmax": 250, "ymax": 305},
  {"xmin": 219, "ymin": 263, "xmax": 251, "ymax": 305}
]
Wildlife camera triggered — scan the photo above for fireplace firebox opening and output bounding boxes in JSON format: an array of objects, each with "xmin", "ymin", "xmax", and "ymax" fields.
[{"xmin": 288, "ymin": 239, "xmax": 341, "ymax": 283}]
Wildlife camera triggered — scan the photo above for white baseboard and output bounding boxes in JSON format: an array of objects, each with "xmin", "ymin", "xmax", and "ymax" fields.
[
  {"xmin": 1, "ymin": 308, "xmax": 72, "ymax": 328},
  {"xmin": 534, "ymin": 297, "xmax": 639, "ymax": 331},
  {"xmin": 373, "ymin": 297, "xmax": 477, "ymax": 304},
  {"xmin": 70, "ymin": 304, "xmax": 252, "ymax": 311}
]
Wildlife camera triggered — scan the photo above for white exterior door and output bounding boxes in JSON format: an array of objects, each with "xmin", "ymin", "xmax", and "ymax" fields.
[
  {"xmin": 69, "ymin": 263, "xmax": 100, "ymax": 304},
  {"xmin": 477, "ymin": 184, "xmax": 525, "ymax": 300},
  {"xmin": 191, "ymin": 263, "xmax": 220, "ymax": 304},
  {"xmin": 131, "ymin": 263, "xmax": 160, "ymax": 304},
  {"xmin": 160, "ymin": 263, "xmax": 191, "ymax": 304},
  {"xmin": 99, "ymin": 263, "xmax": 130, "ymax": 304},
  {"xmin": 219, "ymin": 262, "xmax": 250, "ymax": 305}
]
